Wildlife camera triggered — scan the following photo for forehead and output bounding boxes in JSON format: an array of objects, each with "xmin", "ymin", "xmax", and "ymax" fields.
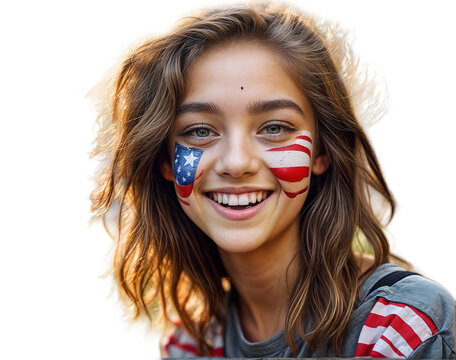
[
  {"xmin": 188, "ymin": 41, "xmax": 289, "ymax": 77},
  {"xmin": 182, "ymin": 41, "xmax": 310, "ymax": 110}
]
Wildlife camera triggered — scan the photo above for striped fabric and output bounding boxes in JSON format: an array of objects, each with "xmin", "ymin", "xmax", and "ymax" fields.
[
  {"xmin": 160, "ymin": 320, "xmax": 224, "ymax": 357},
  {"xmin": 161, "ymin": 297, "xmax": 439, "ymax": 358},
  {"xmin": 355, "ymin": 297, "xmax": 438, "ymax": 358}
]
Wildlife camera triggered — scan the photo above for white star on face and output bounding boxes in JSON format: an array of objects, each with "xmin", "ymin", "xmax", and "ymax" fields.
[
  {"xmin": 184, "ymin": 151, "xmax": 198, "ymax": 167},
  {"xmin": 187, "ymin": 171, "xmax": 191, "ymax": 177},
  {"xmin": 177, "ymin": 166, "xmax": 181, "ymax": 173},
  {"xmin": 182, "ymin": 177, "xmax": 186, "ymax": 182}
]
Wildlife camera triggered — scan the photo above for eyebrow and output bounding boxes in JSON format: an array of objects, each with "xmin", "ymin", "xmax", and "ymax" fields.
[
  {"xmin": 176, "ymin": 99, "xmax": 305, "ymax": 117},
  {"xmin": 176, "ymin": 102, "xmax": 222, "ymax": 115},
  {"xmin": 248, "ymin": 99, "xmax": 305, "ymax": 116}
]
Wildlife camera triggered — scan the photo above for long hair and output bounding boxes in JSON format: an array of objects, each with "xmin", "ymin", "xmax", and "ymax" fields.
[{"xmin": 91, "ymin": 3, "xmax": 395, "ymax": 355}]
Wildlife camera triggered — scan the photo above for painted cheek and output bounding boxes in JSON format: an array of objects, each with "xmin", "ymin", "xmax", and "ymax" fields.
[
  {"xmin": 263, "ymin": 132, "xmax": 313, "ymax": 198},
  {"xmin": 173, "ymin": 142, "xmax": 204, "ymax": 205}
]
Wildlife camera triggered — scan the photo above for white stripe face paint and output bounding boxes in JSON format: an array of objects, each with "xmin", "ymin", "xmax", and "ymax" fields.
[
  {"xmin": 263, "ymin": 131, "xmax": 313, "ymax": 198},
  {"xmin": 264, "ymin": 137, "xmax": 312, "ymax": 167}
]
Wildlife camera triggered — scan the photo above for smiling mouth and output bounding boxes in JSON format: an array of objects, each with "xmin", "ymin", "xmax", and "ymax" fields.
[{"xmin": 205, "ymin": 191, "xmax": 272, "ymax": 210}]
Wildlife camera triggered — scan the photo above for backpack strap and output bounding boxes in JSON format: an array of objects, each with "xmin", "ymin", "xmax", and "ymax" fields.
[{"xmin": 366, "ymin": 270, "xmax": 419, "ymax": 297}]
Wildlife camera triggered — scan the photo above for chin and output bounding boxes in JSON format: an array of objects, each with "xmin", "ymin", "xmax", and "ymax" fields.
[{"xmin": 209, "ymin": 232, "xmax": 269, "ymax": 254}]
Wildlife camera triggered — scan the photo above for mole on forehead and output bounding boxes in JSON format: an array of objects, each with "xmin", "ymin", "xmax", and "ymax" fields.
[{"xmin": 241, "ymin": 86, "xmax": 244, "ymax": 90}]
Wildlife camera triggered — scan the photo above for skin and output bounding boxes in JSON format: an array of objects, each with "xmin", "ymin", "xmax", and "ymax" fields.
[{"xmin": 162, "ymin": 42, "xmax": 330, "ymax": 341}]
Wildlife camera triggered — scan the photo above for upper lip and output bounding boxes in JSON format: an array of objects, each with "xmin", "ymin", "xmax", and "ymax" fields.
[{"xmin": 204, "ymin": 186, "xmax": 273, "ymax": 194}]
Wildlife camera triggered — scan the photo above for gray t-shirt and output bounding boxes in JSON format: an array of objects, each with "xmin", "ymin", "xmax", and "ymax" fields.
[{"xmin": 224, "ymin": 263, "xmax": 456, "ymax": 358}]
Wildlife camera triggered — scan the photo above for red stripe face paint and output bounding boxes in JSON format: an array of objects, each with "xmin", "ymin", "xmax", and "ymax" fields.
[
  {"xmin": 173, "ymin": 142, "xmax": 204, "ymax": 205},
  {"xmin": 264, "ymin": 131, "xmax": 312, "ymax": 198}
]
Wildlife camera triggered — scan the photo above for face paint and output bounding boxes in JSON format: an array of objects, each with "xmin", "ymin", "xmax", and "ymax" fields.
[
  {"xmin": 173, "ymin": 142, "xmax": 204, "ymax": 204},
  {"xmin": 264, "ymin": 131, "xmax": 312, "ymax": 198}
]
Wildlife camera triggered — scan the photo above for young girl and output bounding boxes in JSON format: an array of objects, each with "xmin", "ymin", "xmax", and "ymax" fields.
[{"xmin": 91, "ymin": 3, "xmax": 456, "ymax": 358}]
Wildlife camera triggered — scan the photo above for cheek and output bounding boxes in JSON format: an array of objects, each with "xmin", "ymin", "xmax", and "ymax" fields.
[
  {"xmin": 172, "ymin": 142, "xmax": 205, "ymax": 205},
  {"xmin": 263, "ymin": 132, "xmax": 313, "ymax": 198}
]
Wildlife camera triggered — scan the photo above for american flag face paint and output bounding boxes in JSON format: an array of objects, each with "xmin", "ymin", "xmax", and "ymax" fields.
[
  {"xmin": 264, "ymin": 131, "xmax": 312, "ymax": 198},
  {"xmin": 173, "ymin": 142, "xmax": 204, "ymax": 205}
]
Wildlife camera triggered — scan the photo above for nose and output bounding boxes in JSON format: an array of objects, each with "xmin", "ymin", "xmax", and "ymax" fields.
[{"xmin": 214, "ymin": 132, "xmax": 261, "ymax": 178}]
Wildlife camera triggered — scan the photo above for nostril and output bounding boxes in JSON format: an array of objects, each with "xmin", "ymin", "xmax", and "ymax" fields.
[
  {"xmin": 216, "ymin": 156, "xmax": 261, "ymax": 178},
  {"xmin": 213, "ymin": 141, "xmax": 261, "ymax": 178}
]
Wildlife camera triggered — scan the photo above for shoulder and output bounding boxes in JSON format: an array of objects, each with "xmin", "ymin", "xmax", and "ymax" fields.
[
  {"xmin": 355, "ymin": 266, "xmax": 456, "ymax": 358},
  {"xmin": 160, "ymin": 319, "xmax": 224, "ymax": 358}
]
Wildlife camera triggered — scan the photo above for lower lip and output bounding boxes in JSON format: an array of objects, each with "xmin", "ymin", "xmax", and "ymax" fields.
[{"xmin": 207, "ymin": 194, "xmax": 271, "ymax": 220}]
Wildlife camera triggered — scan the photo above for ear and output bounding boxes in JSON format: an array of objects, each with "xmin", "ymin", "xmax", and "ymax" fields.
[
  {"xmin": 312, "ymin": 154, "xmax": 330, "ymax": 175},
  {"xmin": 160, "ymin": 161, "xmax": 174, "ymax": 182}
]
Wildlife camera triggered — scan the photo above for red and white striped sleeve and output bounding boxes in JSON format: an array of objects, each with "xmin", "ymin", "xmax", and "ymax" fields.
[
  {"xmin": 355, "ymin": 297, "xmax": 438, "ymax": 358},
  {"xmin": 160, "ymin": 320, "xmax": 224, "ymax": 358}
]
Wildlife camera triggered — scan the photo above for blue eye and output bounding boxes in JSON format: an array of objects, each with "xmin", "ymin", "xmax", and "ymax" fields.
[
  {"xmin": 179, "ymin": 124, "xmax": 219, "ymax": 145},
  {"xmin": 194, "ymin": 127, "xmax": 210, "ymax": 137},
  {"xmin": 265, "ymin": 124, "xmax": 281, "ymax": 134},
  {"xmin": 260, "ymin": 122, "xmax": 297, "ymax": 138}
]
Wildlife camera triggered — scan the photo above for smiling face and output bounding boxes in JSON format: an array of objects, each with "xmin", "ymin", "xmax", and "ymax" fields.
[{"xmin": 164, "ymin": 42, "xmax": 325, "ymax": 253}]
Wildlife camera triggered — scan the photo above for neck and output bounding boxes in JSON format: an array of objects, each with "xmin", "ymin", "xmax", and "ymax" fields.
[{"xmin": 219, "ymin": 221, "xmax": 300, "ymax": 342}]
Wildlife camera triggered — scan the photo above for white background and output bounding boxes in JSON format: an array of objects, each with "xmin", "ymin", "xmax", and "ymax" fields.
[{"xmin": 1, "ymin": 1, "xmax": 455, "ymax": 359}]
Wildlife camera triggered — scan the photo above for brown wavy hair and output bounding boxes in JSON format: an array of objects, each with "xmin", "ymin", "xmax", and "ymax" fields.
[{"xmin": 91, "ymin": 3, "xmax": 396, "ymax": 356}]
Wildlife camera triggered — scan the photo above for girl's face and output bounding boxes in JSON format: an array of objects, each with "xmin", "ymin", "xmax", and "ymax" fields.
[{"xmin": 164, "ymin": 42, "xmax": 325, "ymax": 253}]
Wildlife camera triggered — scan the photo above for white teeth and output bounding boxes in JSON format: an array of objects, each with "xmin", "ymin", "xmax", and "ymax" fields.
[
  {"xmin": 228, "ymin": 194, "xmax": 238, "ymax": 206},
  {"xmin": 210, "ymin": 191, "xmax": 269, "ymax": 206},
  {"xmin": 257, "ymin": 192, "xmax": 263, "ymax": 202},
  {"xmin": 238, "ymin": 194, "xmax": 249, "ymax": 206}
]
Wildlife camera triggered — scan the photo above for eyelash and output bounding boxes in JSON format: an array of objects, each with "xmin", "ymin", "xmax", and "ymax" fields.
[
  {"xmin": 259, "ymin": 121, "xmax": 297, "ymax": 139},
  {"xmin": 180, "ymin": 121, "xmax": 297, "ymax": 141},
  {"xmin": 180, "ymin": 124, "xmax": 218, "ymax": 141}
]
